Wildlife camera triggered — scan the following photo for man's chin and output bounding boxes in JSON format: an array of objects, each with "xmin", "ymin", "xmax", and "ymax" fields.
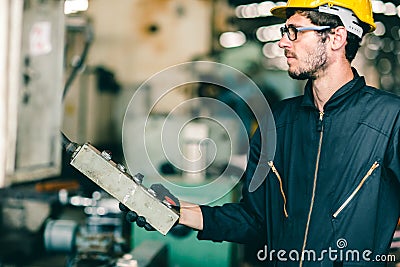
[{"xmin": 288, "ymin": 71, "xmax": 308, "ymax": 80}]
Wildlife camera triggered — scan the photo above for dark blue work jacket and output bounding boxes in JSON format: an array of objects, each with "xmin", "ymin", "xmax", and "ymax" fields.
[{"xmin": 198, "ymin": 71, "xmax": 400, "ymax": 267}]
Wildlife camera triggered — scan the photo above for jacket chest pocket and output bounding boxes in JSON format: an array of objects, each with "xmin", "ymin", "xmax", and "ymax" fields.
[{"xmin": 332, "ymin": 161, "xmax": 380, "ymax": 219}]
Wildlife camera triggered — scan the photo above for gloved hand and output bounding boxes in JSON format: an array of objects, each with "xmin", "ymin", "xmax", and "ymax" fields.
[
  {"xmin": 150, "ymin": 183, "xmax": 180, "ymax": 212},
  {"xmin": 119, "ymin": 183, "xmax": 180, "ymax": 232},
  {"xmin": 119, "ymin": 202, "xmax": 155, "ymax": 231}
]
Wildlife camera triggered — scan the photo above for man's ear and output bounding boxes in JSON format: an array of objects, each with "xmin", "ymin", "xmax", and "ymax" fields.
[{"xmin": 331, "ymin": 26, "xmax": 348, "ymax": 51}]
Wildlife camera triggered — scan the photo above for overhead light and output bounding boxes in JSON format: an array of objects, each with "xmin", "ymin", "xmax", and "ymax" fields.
[
  {"xmin": 64, "ymin": 0, "xmax": 89, "ymax": 15},
  {"xmin": 246, "ymin": 3, "xmax": 259, "ymax": 18},
  {"xmin": 384, "ymin": 2, "xmax": 397, "ymax": 16},
  {"xmin": 262, "ymin": 42, "xmax": 284, "ymax": 58},
  {"xmin": 372, "ymin": 0, "xmax": 385, "ymax": 13},
  {"xmin": 235, "ymin": 1, "xmax": 277, "ymax": 18},
  {"xmin": 256, "ymin": 24, "xmax": 283, "ymax": 42},
  {"xmin": 374, "ymin": 21, "xmax": 386, "ymax": 36},
  {"xmin": 257, "ymin": 1, "xmax": 276, "ymax": 17},
  {"xmin": 219, "ymin": 31, "xmax": 247, "ymax": 48},
  {"xmin": 372, "ymin": 0, "xmax": 400, "ymax": 16},
  {"xmin": 235, "ymin": 5, "xmax": 245, "ymax": 18},
  {"xmin": 366, "ymin": 35, "xmax": 383, "ymax": 51},
  {"xmin": 237, "ymin": 3, "xmax": 259, "ymax": 18}
]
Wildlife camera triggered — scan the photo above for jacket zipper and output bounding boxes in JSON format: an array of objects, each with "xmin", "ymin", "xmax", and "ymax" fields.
[
  {"xmin": 300, "ymin": 111, "xmax": 324, "ymax": 267},
  {"xmin": 268, "ymin": 161, "xmax": 288, "ymax": 218},
  {"xmin": 332, "ymin": 161, "xmax": 380, "ymax": 218}
]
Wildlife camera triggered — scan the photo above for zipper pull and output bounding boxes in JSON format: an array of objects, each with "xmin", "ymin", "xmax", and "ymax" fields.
[
  {"xmin": 267, "ymin": 161, "xmax": 276, "ymax": 172},
  {"xmin": 368, "ymin": 161, "xmax": 380, "ymax": 175},
  {"xmin": 332, "ymin": 161, "xmax": 380, "ymax": 218},
  {"xmin": 317, "ymin": 111, "xmax": 324, "ymax": 132},
  {"xmin": 267, "ymin": 161, "xmax": 289, "ymax": 218}
]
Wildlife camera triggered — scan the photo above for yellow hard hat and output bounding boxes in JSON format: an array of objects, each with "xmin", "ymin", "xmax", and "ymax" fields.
[{"xmin": 270, "ymin": 0, "xmax": 376, "ymax": 34}]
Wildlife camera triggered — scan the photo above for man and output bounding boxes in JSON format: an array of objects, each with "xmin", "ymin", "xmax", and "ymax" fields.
[{"xmin": 123, "ymin": 0, "xmax": 400, "ymax": 266}]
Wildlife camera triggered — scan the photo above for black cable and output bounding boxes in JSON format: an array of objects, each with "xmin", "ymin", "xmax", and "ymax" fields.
[
  {"xmin": 61, "ymin": 132, "xmax": 79, "ymax": 156},
  {"xmin": 61, "ymin": 20, "xmax": 94, "ymax": 153},
  {"xmin": 62, "ymin": 22, "xmax": 94, "ymax": 100}
]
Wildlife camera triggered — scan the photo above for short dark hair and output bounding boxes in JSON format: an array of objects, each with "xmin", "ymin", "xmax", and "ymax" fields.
[{"xmin": 286, "ymin": 9, "xmax": 369, "ymax": 62}]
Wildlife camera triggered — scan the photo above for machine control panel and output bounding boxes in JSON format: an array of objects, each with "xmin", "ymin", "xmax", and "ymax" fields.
[{"xmin": 70, "ymin": 143, "xmax": 179, "ymax": 235}]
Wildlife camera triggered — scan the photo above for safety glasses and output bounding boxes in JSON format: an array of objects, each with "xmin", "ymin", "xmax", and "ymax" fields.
[{"xmin": 280, "ymin": 25, "xmax": 332, "ymax": 41}]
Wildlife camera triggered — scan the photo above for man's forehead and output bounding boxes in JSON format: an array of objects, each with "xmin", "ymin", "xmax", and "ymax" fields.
[{"xmin": 286, "ymin": 12, "xmax": 312, "ymax": 25}]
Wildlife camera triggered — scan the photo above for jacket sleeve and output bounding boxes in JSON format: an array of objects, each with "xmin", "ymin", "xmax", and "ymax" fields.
[
  {"xmin": 196, "ymin": 128, "xmax": 267, "ymax": 244},
  {"xmin": 386, "ymin": 116, "xmax": 400, "ymax": 183}
]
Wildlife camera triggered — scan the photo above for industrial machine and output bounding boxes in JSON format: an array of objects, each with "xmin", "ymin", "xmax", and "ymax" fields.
[
  {"xmin": 0, "ymin": 0, "xmax": 66, "ymax": 263},
  {"xmin": 0, "ymin": 0, "xmax": 65, "ymax": 187},
  {"xmin": 44, "ymin": 192, "xmax": 128, "ymax": 267},
  {"xmin": 0, "ymin": 0, "xmax": 173, "ymax": 266}
]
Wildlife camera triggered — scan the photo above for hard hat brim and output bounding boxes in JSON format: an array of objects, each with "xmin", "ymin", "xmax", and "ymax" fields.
[
  {"xmin": 270, "ymin": 6, "xmax": 289, "ymax": 19},
  {"xmin": 269, "ymin": 5, "xmax": 376, "ymax": 33}
]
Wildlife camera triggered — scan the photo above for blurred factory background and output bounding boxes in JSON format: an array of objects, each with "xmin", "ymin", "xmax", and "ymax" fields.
[{"xmin": 0, "ymin": 0, "xmax": 399, "ymax": 266}]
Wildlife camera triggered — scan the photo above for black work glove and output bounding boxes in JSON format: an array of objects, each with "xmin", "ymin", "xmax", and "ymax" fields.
[
  {"xmin": 119, "ymin": 202, "xmax": 156, "ymax": 231},
  {"xmin": 150, "ymin": 183, "xmax": 180, "ymax": 212},
  {"xmin": 119, "ymin": 183, "xmax": 180, "ymax": 232}
]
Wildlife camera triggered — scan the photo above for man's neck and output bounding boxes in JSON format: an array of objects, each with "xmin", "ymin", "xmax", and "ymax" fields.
[{"xmin": 311, "ymin": 63, "xmax": 354, "ymax": 112}]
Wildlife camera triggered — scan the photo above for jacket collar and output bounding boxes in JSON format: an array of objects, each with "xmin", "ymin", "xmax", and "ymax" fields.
[{"xmin": 301, "ymin": 68, "xmax": 366, "ymax": 111}]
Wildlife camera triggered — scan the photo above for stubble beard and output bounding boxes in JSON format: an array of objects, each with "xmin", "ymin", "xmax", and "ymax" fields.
[{"xmin": 288, "ymin": 41, "xmax": 328, "ymax": 80}]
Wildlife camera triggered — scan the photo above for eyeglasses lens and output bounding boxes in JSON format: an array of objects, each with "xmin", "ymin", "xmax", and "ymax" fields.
[{"xmin": 280, "ymin": 26, "xmax": 297, "ymax": 41}]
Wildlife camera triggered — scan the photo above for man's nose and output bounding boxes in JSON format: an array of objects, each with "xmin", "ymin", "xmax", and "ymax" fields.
[{"xmin": 278, "ymin": 34, "xmax": 291, "ymax": 49}]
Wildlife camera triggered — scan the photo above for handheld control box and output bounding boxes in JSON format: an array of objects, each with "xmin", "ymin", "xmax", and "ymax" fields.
[{"xmin": 70, "ymin": 143, "xmax": 179, "ymax": 235}]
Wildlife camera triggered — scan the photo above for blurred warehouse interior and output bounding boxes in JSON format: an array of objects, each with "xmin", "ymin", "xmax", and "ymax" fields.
[{"xmin": 0, "ymin": 0, "xmax": 400, "ymax": 266}]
